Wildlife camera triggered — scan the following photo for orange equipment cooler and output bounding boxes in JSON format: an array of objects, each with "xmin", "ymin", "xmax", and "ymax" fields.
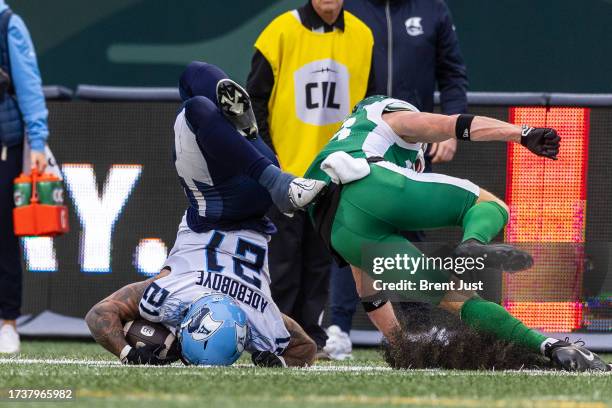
[{"xmin": 13, "ymin": 171, "xmax": 69, "ymax": 237}]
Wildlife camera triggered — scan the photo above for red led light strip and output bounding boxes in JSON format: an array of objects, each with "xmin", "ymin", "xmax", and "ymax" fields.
[{"xmin": 504, "ymin": 107, "xmax": 589, "ymax": 332}]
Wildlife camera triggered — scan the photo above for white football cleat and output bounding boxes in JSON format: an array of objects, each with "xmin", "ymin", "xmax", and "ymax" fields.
[
  {"xmin": 287, "ymin": 178, "xmax": 327, "ymax": 211},
  {"xmin": 0, "ymin": 324, "xmax": 20, "ymax": 354},
  {"xmin": 323, "ymin": 325, "xmax": 352, "ymax": 361}
]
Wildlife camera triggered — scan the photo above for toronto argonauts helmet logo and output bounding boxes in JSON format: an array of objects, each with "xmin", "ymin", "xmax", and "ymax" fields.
[{"xmin": 186, "ymin": 307, "xmax": 223, "ymax": 342}]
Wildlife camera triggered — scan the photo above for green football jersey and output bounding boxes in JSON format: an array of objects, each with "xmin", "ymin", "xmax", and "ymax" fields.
[{"xmin": 304, "ymin": 95, "xmax": 424, "ymax": 182}]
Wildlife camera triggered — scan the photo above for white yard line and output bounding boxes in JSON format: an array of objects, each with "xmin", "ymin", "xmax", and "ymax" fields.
[
  {"xmin": 0, "ymin": 358, "xmax": 123, "ymax": 367},
  {"xmin": 0, "ymin": 358, "xmax": 384, "ymax": 370},
  {"xmin": 0, "ymin": 357, "xmax": 610, "ymax": 376},
  {"xmin": 0, "ymin": 358, "xmax": 389, "ymax": 370}
]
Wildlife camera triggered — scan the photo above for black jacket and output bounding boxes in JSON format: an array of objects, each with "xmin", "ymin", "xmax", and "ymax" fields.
[{"xmin": 345, "ymin": 0, "xmax": 468, "ymax": 114}]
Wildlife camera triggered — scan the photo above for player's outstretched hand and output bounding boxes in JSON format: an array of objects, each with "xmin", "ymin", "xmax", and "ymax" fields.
[
  {"xmin": 251, "ymin": 351, "xmax": 287, "ymax": 368},
  {"xmin": 122, "ymin": 344, "xmax": 173, "ymax": 366},
  {"xmin": 520, "ymin": 127, "xmax": 560, "ymax": 160}
]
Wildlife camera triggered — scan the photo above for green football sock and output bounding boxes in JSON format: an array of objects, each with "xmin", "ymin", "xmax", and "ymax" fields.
[
  {"xmin": 461, "ymin": 201, "xmax": 509, "ymax": 243},
  {"xmin": 460, "ymin": 297, "xmax": 547, "ymax": 353}
]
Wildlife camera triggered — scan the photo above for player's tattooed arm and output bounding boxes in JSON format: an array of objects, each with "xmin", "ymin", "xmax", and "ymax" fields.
[
  {"xmin": 281, "ymin": 314, "xmax": 317, "ymax": 367},
  {"xmin": 85, "ymin": 269, "xmax": 169, "ymax": 357}
]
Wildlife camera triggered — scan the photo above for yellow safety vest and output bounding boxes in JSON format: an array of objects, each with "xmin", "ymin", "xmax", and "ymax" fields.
[{"xmin": 254, "ymin": 10, "xmax": 373, "ymax": 176}]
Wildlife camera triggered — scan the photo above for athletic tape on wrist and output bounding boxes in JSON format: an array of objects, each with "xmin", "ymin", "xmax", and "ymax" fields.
[
  {"xmin": 361, "ymin": 293, "xmax": 389, "ymax": 313},
  {"xmin": 455, "ymin": 114, "xmax": 475, "ymax": 141},
  {"xmin": 119, "ymin": 345, "xmax": 132, "ymax": 363}
]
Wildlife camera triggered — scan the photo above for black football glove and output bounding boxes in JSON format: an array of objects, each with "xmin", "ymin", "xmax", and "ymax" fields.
[
  {"xmin": 520, "ymin": 126, "xmax": 560, "ymax": 160},
  {"xmin": 165, "ymin": 340, "xmax": 182, "ymax": 364},
  {"xmin": 251, "ymin": 351, "xmax": 287, "ymax": 368},
  {"xmin": 122, "ymin": 344, "xmax": 173, "ymax": 366}
]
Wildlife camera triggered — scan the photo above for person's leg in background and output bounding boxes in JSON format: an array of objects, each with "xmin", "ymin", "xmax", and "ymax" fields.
[
  {"xmin": 267, "ymin": 206, "xmax": 304, "ymax": 322},
  {"xmin": 297, "ymin": 215, "xmax": 331, "ymax": 354},
  {"xmin": 0, "ymin": 143, "xmax": 24, "ymax": 354},
  {"xmin": 325, "ymin": 261, "xmax": 359, "ymax": 360}
]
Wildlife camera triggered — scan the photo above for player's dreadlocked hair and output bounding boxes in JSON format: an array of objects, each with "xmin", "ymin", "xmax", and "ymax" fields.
[{"xmin": 381, "ymin": 307, "xmax": 552, "ymax": 370}]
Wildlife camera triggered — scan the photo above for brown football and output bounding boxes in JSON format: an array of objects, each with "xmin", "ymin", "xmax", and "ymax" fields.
[{"xmin": 123, "ymin": 319, "xmax": 178, "ymax": 360}]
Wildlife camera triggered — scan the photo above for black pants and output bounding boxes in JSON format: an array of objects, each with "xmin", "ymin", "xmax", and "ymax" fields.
[
  {"xmin": 267, "ymin": 208, "xmax": 330, "ymax": 348},
  {"xmin": 0, "ymin": 143, "xmax": 23, "ymax": 320}
]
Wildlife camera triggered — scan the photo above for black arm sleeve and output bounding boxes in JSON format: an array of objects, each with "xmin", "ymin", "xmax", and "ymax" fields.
[
  {"xmin": 246, "ymin": 50, "xmax": 276, "ymax": 152},
  {"xmin": 435, "ymin": 0, "xmax": 468, "ymax": 115}
]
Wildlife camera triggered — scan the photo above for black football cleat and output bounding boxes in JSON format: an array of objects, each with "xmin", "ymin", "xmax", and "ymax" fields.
[
  {"xmin": 545, "ymin": 339, "xmax": 611, "ymax": 372},
  {"xmin": 453, "ymin": 239, "xmax": 533, "ymax": 273},
  {"xmin": 216, "ymin": 78, "xmax": 258, "ymax": 138}
]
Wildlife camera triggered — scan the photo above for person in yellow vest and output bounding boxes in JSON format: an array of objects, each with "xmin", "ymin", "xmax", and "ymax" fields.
[{"xmin": 247, "ymin": 0, "xmax": 374, "ymax": 356}]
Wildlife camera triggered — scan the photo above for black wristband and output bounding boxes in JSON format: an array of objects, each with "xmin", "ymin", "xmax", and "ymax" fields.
[
  {"xmin": 361, "ymin": 293, "xmax": 389, "ymax": 313},
  {"xmin": 455, "ymin": 114, "xmax": 475, "ymax": 141}
]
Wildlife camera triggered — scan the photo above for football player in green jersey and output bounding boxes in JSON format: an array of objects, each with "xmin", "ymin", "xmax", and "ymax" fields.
[{"xmin": 305, "ymin": 96, "xmax": 609, "ymax": 371}]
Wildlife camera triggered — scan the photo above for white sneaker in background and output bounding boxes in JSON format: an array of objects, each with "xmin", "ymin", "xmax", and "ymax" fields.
[
  {"xmin": 323, "ymin": 325, "xmax": 352, "ymax": 360},
  {"xmin": 0, "ymin": 324, "xmax": 20, "ymax": 354}
]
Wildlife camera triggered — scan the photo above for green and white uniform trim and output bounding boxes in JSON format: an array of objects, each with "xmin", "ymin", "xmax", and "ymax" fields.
[
  {"xmin": 305, "ymin": 95, "xmax": 486, "ymax": 304},
  {"xmin": 374, "ymin": 160, "xmax": 480, "ymax": 197},
  {"xmin": 306, "ymin": 95, "xmax": 480, "ymax": 199},
  {"xmin": 305, "ymin": 96, "xmax": 547, "ymax": 354},
  {"xmin": 306, "ymin": 95, "xmax": 425, "ymax": 182}
]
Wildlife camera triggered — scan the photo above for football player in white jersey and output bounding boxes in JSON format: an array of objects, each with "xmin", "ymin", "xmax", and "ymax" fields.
[
  {"xmin": 86, "ymin": 264, "xmax": 315, "ymax": 367},
  {"xmin": 85, "ymin": 62, "xmax": 321, "ymax": 367}
]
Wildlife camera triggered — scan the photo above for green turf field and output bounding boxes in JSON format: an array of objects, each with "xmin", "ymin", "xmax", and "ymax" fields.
[{"xmin": 0, "ymin": 341, "xmax": 610, "ymax": 408}]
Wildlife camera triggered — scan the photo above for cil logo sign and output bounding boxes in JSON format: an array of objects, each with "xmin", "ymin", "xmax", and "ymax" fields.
[{"xmin": 294, "ymin": 59, "xmax": 350, "ymax": 125}]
